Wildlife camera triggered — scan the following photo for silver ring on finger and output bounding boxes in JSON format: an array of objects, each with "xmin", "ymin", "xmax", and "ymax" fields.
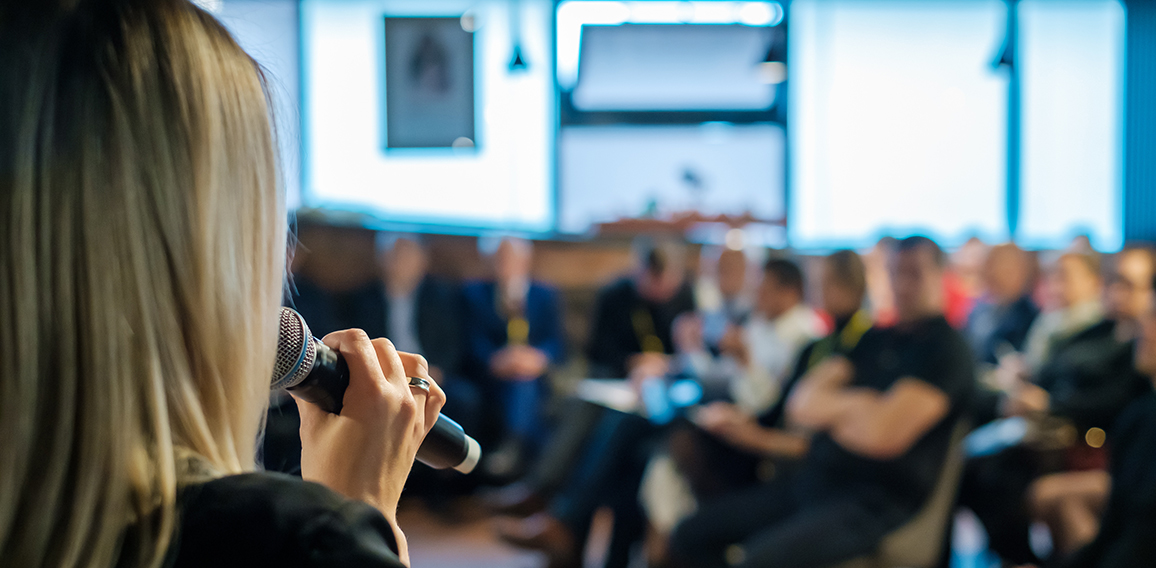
[{"xmin": 408, "ymin": 376, "xmax": 431, "ymax": 394}]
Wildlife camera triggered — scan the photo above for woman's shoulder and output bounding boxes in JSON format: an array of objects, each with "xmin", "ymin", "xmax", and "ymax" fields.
[{"xmin": 167, "ymin": 472, "xmax": 403, "ymax": 568}]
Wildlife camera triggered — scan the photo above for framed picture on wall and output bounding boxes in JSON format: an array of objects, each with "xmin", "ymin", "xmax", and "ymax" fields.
[{"xmin": 383, "ymin": 17, "xmax": 476, "ymax": 149}]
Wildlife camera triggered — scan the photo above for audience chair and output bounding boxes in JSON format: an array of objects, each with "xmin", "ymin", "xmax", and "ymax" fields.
[{"xmin": 827, "ymin": 421, "xmax": 970, "ymax": 568}]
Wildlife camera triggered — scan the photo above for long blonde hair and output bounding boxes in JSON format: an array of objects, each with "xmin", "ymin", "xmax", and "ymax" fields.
[{"xmin": 0, "ymin": 0, "xmax": 285, "ymax": 566}]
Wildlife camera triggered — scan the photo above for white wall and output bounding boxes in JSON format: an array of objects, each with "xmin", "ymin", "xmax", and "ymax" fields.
[
  {"xmin": 1019, "ymin": 0, "xmax": 1125, "ymax": 251},
  {"xmin": 789, "ymin": 0, "xmax": 1009, "ymax": 249}
]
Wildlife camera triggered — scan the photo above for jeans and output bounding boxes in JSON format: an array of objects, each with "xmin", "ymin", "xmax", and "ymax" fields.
[
  {"xmin": 550, "ymin": 409, "xmax": 658, "ymax": 568},
  {"xmin": 670, "ymin": 478, "xmax": 909, "ymax": 568}
]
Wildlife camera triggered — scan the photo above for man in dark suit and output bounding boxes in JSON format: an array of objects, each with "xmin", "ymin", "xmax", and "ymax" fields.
[
  {"xmin": 586, "ymin": 237, "xmax": 697, "ymax": 379},
  {"xmin": 373, "ymin": 234, "xmax": 478, "ymax": 434},
  {"xmin": 461, "ymin": 238, "xmax": 565, "ymax": 477},
  {"xmin": 966, "ymin": 243, "xmax": 1040, "ymax": 367}
]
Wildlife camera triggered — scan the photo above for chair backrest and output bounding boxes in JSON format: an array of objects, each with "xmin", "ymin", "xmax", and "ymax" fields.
[{"xmin": 873, "ymin": 420, "xmax": 970, "ymax": 568}]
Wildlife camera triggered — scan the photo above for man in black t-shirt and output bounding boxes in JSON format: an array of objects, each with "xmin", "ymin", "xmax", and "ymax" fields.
[{"xmin": 670, "ymin": 236, "xmax": 975, "ymax": 568}]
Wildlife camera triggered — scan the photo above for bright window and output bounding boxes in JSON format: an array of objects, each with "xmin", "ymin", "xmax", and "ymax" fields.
[
  {"xmin": 789, "ymin": 0, "xmax": 1008, "ymax": 249},
  {"xmin": 1018, "ymin": 0, "xmax": 1125, "ymax": 252},
  {"xmin": 572, "ymin": 24, "xmax": 778, "ymax": 111}
]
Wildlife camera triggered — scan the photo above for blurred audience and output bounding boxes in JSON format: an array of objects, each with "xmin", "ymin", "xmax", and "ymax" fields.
[
  {"xmin": 485, "ymin": 239, "xmax": 698, "ymax": 516},
  {"xmin": 1021, "ymin": 252, "xmax": 1106, "ymax": 373},
  {"xmin": 677, "ymin": 257, "xmax": 826, "ymax": 414},
  {"xmin": 943, "ymin": 237, "xmax": 985, "ymax": 329},
  {"xmin": 277, "ymin": 225, "xmax": 1156, "ymax": 568},
  {"xmin": 962, "ymin": 247, "xmax": 1156, "ymax": 565},
  {"xmin": 461, "ymin": 237, "xmax": 565, "ymax": 479},
  {"xmin": 864, "ymin": 236, "xmax": 899, "ymax": 326},
  {"xmin": 1023, "ymin": 248, "xmax": 1156, "ymax": 430},
  {"xmin": 376, "ymin": 235, "xmax": 478, "ymax": 433},
  {"xmin": 587, "ymin": 237, "xmax": 697, "ymax": 379},
  {"xmin": 1023, "ymin": 246, "xmax": 1156, "ymax": 560},
  {"xmin": 954, "ymin": 236, "xmax": 991, "ymax": 301},
  {"xmin": 668, "ymin": 236, "xmax": 976, "ymax": 568},
  {"xmin": 490, "ymin": 238, "xmax": 696, "ymax": 568},
  {"xmin": 1052, "ymin": 280, "xmax": 1156, "ymax": 568},
  {"xmin": 966, "ymin": 243, "xmax": 1041, "ymax": 366},
  {"xmin": 662, "ymin": 250, "xmax": 871, "ymax": 520},
  {"xmin": 495, "ymin": 256, "xmax": 823, "ymax": 568},
  {"xmin": 693, "ymin": 246, "xmax": 756, "ymax": 351}
]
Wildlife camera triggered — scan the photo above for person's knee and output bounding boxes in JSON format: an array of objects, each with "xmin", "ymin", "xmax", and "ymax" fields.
[{"xmin": 1028, "ymin": 475, "xmax": 1064, "ymax": 518}]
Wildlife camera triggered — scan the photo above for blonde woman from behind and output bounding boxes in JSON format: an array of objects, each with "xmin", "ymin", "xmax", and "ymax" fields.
[{"xmin": 0, "ymin": 1, "xmax": 444, "ymax": 567}]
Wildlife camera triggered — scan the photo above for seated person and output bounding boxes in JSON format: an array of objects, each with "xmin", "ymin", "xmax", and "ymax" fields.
[
  {"xmin": 496, "ymin": 257, "xmax": 824, "ymax": 568},
  {"xmin": 1020, "ymin": 247, "xmax": 1155, "ymax": 446},
  {"xmin": 693, "ymin": 246, "xmax": 756, "ymax": 351},
  {"xmin": 1020, "ymin": 252, "xmax": 1106, "ymax": 373},
  {"xmin": 966, "ymin": 243, "xmax": 1040, "ymax": 367},
  {"xmin": 678, "ymin": 258, "xmax": 826, "ymax": 415},
  {"xmin": 485, "ymin": 238, "xmax": 698, "ymax": 512},
  {"xmin": 1055, "ymin": 284, "xmax": 1156, "ymax": 568},
  {"xmin": 643, "ymin": 251, "xmax": 871, "ymax": 566},
  {"xmin": 461, "ymin": 237, "xmax": 565, "ymax": 477},
  {"xmin": 671, "ymin": 250, "xmax": 871, "ymax": 502},
  {"xmin": 1025, "ymin": 246, "xmax": 1156, "ymax": 559},
  {"xmin": 587, "ymin": 237, "xmax": 698, "ymax": 379},
  {"xmin": 864, "ymin": 236, "xmax": 900, "ymax": 326},
  {"xmin": 669, "ymin": 236, "xmax": 976, "ymax": 568},
  {"xmin": 962, "ymin": 248, "xmax": 1156, "ymax": 565},
  {"xmin": 375, "ymin": 234, "xmax": 477, "ymax": 432},
  {"xmin": 967, "ymin": 243, "xmax": 1041, "ymax": 428}
]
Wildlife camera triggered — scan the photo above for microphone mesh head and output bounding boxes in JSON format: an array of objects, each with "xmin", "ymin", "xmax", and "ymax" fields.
[{"xmin": 273, "ymin": 307, "xmax": 316, "ymax": 390}]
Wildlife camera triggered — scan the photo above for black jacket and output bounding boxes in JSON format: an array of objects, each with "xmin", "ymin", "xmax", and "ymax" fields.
[
  {"xmin": 1064, "ymin": 393, "xmax": 1156, "ymax": 568},
  {"xmin": 1035, "ymin": 320, "xmax": 1153, "ymax": 434},
  {"xmin": 585, "ymin": 277, "xmax": 696, "ymax": 379},
  {"xmin": 131, "ymin": 473, "xmax": 403, "ymax": 567},
  {"xmin": 967, "ymin": 295, "xmax": 1041, "ymax": 365}
]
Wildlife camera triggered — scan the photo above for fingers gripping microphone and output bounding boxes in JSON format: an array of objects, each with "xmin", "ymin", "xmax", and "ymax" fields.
[{"xmin": 273, "ymin": 308, "xmax": 482, "ymax": 474}]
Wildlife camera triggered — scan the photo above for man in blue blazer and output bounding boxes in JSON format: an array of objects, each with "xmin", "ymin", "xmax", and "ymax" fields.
[{"xmin": 462, "ymin": 238, "xmax": 565, "ymax": 478}]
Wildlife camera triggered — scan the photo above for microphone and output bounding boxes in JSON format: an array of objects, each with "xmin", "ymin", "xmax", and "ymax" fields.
[{"xmin": 273, "ymin": 307, "xmax": 482, "ymax": 474}]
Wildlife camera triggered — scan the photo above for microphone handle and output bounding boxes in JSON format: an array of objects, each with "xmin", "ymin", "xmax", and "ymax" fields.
[
  {"xmin": 418, "ymin": 414, "xmax": 471, "ymax": 470},
  {"xmin": 286, "ymin": 339, "xmax": 480, "ymax": 473}
]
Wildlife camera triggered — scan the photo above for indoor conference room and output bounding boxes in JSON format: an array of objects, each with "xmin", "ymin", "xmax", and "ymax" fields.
[{"xmin": 2, "ymin": 1, "xmax": 1154, "ymax": 567}]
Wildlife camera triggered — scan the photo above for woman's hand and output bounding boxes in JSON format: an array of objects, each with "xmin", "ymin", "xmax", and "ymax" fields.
[{"xmin": 294, "ymin": 329, "xmax": 446, "ymax": 564}]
